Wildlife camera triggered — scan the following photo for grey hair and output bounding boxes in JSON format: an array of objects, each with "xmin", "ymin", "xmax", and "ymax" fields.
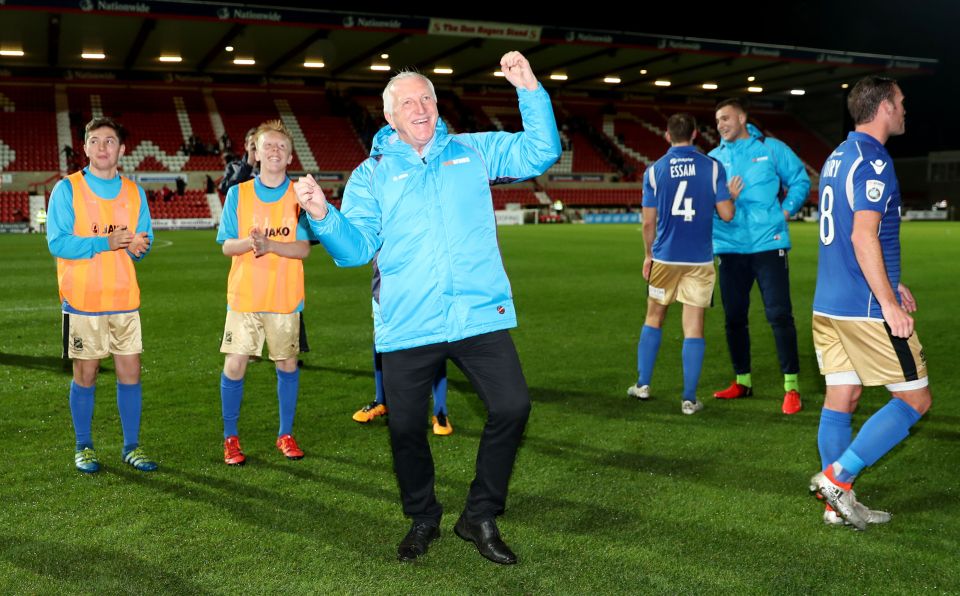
[{"xmin": 382, "ymin": 71, "xmax": 436, "ymax": 117}]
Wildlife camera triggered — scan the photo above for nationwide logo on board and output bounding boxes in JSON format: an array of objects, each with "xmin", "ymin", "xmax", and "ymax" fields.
[
  {"xmin": 80, "ymin": 0, "xmax": 151, "ymax": 12},
  {"xmin": 218, "ymin": 7, "xmax": 282, "ymax": 21}
]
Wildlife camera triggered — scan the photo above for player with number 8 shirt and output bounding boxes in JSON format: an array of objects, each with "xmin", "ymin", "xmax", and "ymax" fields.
[{"xmin": 809, "ymin": 75, "xmax": 930, "ymax": 529}]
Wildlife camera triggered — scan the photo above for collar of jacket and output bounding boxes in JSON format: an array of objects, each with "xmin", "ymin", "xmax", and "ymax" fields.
[
  {"xmin": 719, "ymin": 122, "xmax": 764, "ymax": 149},
  {"xmin": 369, "ymin": 119, "xmax": 452, "ymax": 165}
]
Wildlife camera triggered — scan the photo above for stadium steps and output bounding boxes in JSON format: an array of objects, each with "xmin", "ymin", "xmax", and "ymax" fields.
[
  {"xmin": 0, "ymin": 91, "xmax": 16, "ymax": 171},
  {"xmin": 549, "ymin": 130, "xmax": 573, "ymax": 174},
  {"xmin": 206, "ymin": 193, "xmax": 223, "ymax": 222},
  {"xmin": 55, "ymin": 85, "xmax": 71, "ymax": 175},
  {"xmin": 90, "ymin": 94, "xmax": 103, "ymax": 119},
  {"xmin": 273, "ymin": 98, "xmax": 318, "ymax": 172},
  {"xmin": 173, "ymin": 96, "xmax": 193, "ymax": 145},
  {"xmin": 119, "ymin": 140, "xmax": 188, "ymax": 172},
  {"xmin": 534, "ymin": 191, "xmax": 551, "ymax": 205},
  {"xmin": 0, "ymin": 138, "xmax": 14, "ymax": 172},
  {"xmin": 603, "ymin": 115, "xmax": 653, "ymax": 166},
  {"xmin": 483, "ymin": 108, "xmax": 504, "ymax": 131},
  {"xmin": 204, "ymin": 90, "xmax": 227, "ymax": 141}
]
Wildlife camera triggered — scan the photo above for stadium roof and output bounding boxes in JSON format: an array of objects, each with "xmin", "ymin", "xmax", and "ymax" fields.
[{"xmin": 0, "ymin": 1, "xmax": 939, "ymax": 101}]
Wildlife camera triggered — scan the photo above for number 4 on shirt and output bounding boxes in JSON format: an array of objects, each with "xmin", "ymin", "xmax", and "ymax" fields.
[{"xmin": 671, "ymin": 180, "xmax": 695, "ymax": 222}]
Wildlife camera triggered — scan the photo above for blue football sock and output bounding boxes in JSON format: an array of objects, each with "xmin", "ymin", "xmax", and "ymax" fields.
[
  {"xmin": 69, "ymin": 381, "xmax": 95, "ymax": 451},
  {"xmin": 636, "ymin": 325, "xmax": 662, "ymax": 386},
  {"xmin": 817, "ymin": 408, "xmax": 852, "ymax": 470},
  {"xmin": 836, "ymin": 398, "xmax": 923, "ymax": 482},
  {"xmin": 116, "ymin": 382, "xmax": 143, "ymax": 455},
  {"xmin": 277, "ymin": 368, "xmax": 300, "ymax": 436},
  {"xmin": 220, "ymin": 373, "xmax": 244, "ymax": 438},
  {"xmin": 681, "ymin": 338, "xmax": 705, "ymax": 402},
  {"xmin": 432, "ymin": 363, "xmax": 448, "ymax": 416},
  {"xmin": 373, "ymin": 348, "xmax": 385, "ymax": 406}
]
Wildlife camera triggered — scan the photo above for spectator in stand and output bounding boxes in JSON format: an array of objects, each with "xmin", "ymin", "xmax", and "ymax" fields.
[
  {"xmin": 205, "ymin": 175, "xmax": 216, "ymax": 194},
  {"xmin": 220, "ymin": 133, "xmax": 233, "ymax": 156},
  {"xmin": 175, "ymin": 177, "xmax": 186, "ymax": 197},
  {"xmin": 219, "ymin": 128, "xmax": 258, "ymax": 195}
]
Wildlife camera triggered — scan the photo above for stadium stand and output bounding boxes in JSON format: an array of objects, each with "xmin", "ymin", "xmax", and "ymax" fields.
[
  {"xmin": 546, "ymin": 187, "xmax": 642, "ymax": 207},
  {"xmin": 0, "ymin": 85, "xmax": 59, "ymax": 171},
  {"xmin": 147, "ymin": 189, "xmax": 212, "ymax": 219},
  {"xmin": 491, "ymin": 186, "xmax": 540, "ymax": 210},
  {"xmin": 0, "ymin": 82, "xmax": 836, "ymax": 214},
  {"xmin": 0, "ymin": 190, "xmax": 30, "ymax": 223}
]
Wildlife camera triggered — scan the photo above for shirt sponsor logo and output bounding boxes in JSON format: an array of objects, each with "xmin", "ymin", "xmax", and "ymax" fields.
[
  {"xmin": 870, "ymin": 159, "xmax": 887, "ymax": 175},
  {"xmin": 866, "ymin": 179, "xmax": 885, "ymax": 202},
  {"xmin": 442, "ymin": 157, "xmax": 470, "ymax": 166},
  {"xmin": 91, "ymin": 223, "xmax": 128, "ymax": 235},
  {"xmin": 391, "ymin": 173, "xmax": 409, "ymax": 182},
  {"xmin": 752, "ymin": 156, "xmax": 769, "ymax": 163}
]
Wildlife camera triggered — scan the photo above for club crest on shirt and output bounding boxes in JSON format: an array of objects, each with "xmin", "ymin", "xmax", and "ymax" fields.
[{"xmin": 866, "ymin": 179, "xmax": 885, "ymax": 202}]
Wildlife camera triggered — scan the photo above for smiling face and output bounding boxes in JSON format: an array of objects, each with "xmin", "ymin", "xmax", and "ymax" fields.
[
  {"xmin": 84, "ymin": 126, "xmax": 125, "ymax": 177},
  {"xmin": 715, "ymin": 105, "xmax": 748, "ymax": 143},
  {"xmin": 256, "ymin": 130, "xmax": 293, "ymax": 175},
  {"xmin": 383, "ymin": 76, "xmax": 439, "ymax": 154}
]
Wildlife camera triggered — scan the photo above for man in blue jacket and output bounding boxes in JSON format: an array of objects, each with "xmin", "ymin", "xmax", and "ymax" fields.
[
  {"xmin": 709, "ymin": 99, "xmax": 810, "ymax": 414},
  {"xmin": 295, "ymin": 51, "xmax": 560, "ymax": 564}
]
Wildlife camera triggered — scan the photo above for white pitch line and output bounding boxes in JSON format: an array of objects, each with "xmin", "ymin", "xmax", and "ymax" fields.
[{"xmin": 153, "ymin": 239, "xmax": 174, "ymax": 249}]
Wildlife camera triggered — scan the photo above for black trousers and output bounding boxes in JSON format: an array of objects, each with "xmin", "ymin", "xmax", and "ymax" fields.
[
  {"xmin": 381, "ymin": 330, "xmax": 531, "ymax": 525},
  {"xmin": 717, "ymin": 250, "xmax": 799, "ymax": 376}
]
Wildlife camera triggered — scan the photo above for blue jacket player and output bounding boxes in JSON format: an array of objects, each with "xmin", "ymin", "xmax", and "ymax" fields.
[
  {"xmin": 628, "ymin": 113, "xmax": 734, "ymax": 415},
  {"xmin": 809, "ymin": 76, "xmax": 930, "ymax": 529},
  {"xmin": 708, "ymin": 99, "xmax": 810, "ymax": 414}
]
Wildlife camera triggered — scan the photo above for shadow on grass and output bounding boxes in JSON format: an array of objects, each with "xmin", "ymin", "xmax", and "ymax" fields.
[
  {"xmin": 104, "ymin": 461, "xmax": 405, "ymax": 557},
  {"xmin": 300, "ymin": 362, "xmax": 585, "ymax": 401},
  {"xmin": 0, "ymin": 533, "xmax": 213, "ymax": 594},
  {"xmin": 0, "ymin": 351, "xmax": 72, "ymax": 374}
]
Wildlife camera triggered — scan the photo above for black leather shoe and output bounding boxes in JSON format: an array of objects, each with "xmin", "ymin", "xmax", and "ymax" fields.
[
  {"xmin": 454, "ymin": 516, "xmax": 518, "ymax": 565},
  {"xmin": 397, "ymin": 522, "xmax": 440, "ymax": 562}
]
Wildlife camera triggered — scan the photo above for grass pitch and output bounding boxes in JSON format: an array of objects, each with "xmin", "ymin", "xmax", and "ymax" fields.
[{"xmin": 1, "ymin": 222, "xmax": 958, "ymax": 594}]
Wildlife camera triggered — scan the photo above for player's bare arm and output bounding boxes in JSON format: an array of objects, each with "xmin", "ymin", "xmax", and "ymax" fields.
[
  {"xmin": 727, "ymin": 175, "xmax": 744, "ymax": 200},
  {"xmin": 716, "ymin": 199, "xmax": 735, "ymax": 222},
  {"xmin": 108, "ymin": 228, "xmax": 133, "ymax": 251},
  {"xmin": 127, "ymin": 231, "xmax": 150, "ymax": 257},
  {"xmin": 641, "ymin": 206, "xmax": 657, "ymax": 280},
  {"xmin": 222, "ymin": 235, "xmax": 255, "ymax": 257},
  {"xmin": 851, "ymin": 210, "xmax": 913, "ymax": 338}
]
